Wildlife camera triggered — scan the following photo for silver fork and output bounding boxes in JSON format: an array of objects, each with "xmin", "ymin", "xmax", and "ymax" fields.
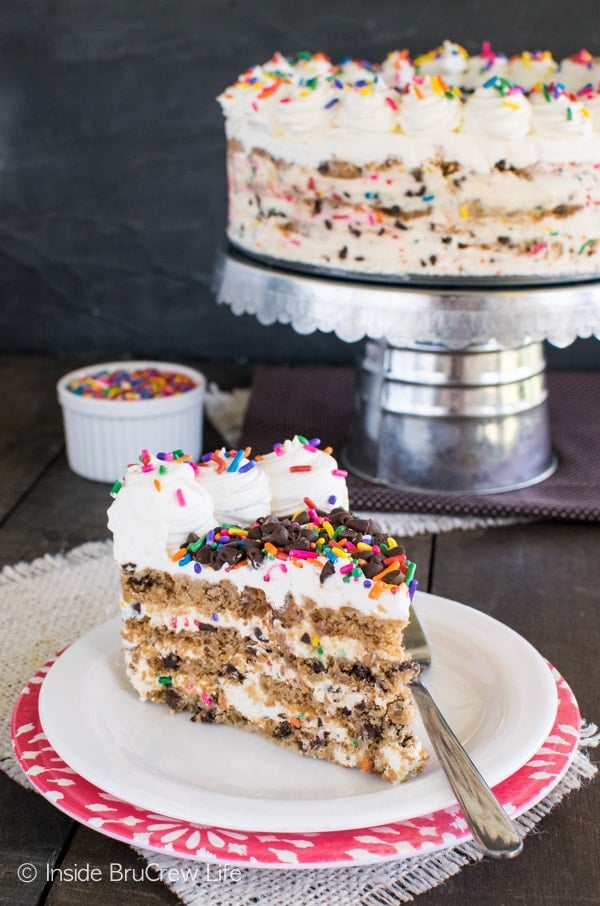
[{"xmin": 405, "ymin": 601, "xmax": 523, "ymax": 859}]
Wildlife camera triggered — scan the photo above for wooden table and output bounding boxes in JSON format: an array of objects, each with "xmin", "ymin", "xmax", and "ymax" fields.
[{"xmin": 1, "ymin": 354, "xmax": 598, "ymax": 906}]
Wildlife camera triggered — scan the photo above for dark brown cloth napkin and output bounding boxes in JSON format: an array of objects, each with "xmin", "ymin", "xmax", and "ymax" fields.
[{"xmin": 242, "ymin": 366, "xmax": 600, "ymax": 522}]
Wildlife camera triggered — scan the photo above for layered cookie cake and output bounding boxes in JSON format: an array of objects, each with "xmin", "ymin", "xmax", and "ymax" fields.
[
  {"xmin": 218, "ymin": 40, "xmax": 600, "ymax": 280},
  {"xmin": 107, "ymin": 442, "xmax": 428, "ymax": 784}
]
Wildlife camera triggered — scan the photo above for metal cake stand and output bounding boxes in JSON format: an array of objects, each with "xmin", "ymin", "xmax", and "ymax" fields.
[{"xmin": 214, "ymin": 247, "xmax": 600, "ymax": 494}]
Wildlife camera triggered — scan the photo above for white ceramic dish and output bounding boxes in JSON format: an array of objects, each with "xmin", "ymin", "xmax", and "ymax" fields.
[
  {"xmin": 57, "ymin": 359, "xmax": 206, "ymax": 482},
  {"xmin": 38, "ymin": 591, "xmax": 558, "ymax": 834}
]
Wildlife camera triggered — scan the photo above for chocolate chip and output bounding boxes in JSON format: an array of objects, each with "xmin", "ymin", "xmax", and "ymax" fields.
[
  {"xmin": 273, "ymin": 721, "xmax": 293, "ymax": 738},
  {"xmin": 128, "ymin": 573, "xmax": 154, "ymax": 589},
  {"xmin": 225, "ymin": 664, "xmax": 245, "ymax": 682},
  {"xmin": 319, "ymin": 560, "xmax": 335, "ymax": 583},
  {"xmin": 162, "ymin": 654, "xmax": 181, "ymax": 670},
  {"xmin": 351, "ymin": 664, "xmax": 375, "ymax": 683},
  {"xmin": 164, "ymin": 688, "xmax": 183, "ymax": 710},
  {"xmin": 440, "ymin": 160, "xmax": 460, "ymax": 177},
  {"xmin": 361, "ymin": 720, "xmax": 382, "ymax": 741}
]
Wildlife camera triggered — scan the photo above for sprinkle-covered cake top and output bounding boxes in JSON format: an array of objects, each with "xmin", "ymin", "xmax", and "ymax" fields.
[
  {"xmin": 218, "ymin": 41, "xmax": 600, "ymax": 141},
  {"xmin": 174, "ymin": 505, "xmax": 416, "ymax": 600},
  {"xmin": 108, "ymin": 445, "xmax": 414, "ymax": 614}
]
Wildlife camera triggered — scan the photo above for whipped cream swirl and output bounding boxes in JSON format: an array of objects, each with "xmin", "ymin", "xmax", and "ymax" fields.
[
  {"xmin": 337, "ymin": 57, "xmax": 381, "ymax": 86},
  {"xmin": 557, "ymin": 50, "xmax": 599, "ymax": 93},
  {"xmin": 335, "ymin": 82, "xmax": 399, "ymax": 133},
  {"xmin": 276, "ymin": 78, "xmax": 341, "ymax": 134},
  {"xmin": 506, "ymin": 51, "xmax": 558, "ymax": 90},
  {"xmin": 108, "ymin": 454, "xmax": 216, "ymax": 569},
  {"xmin": 463, "ymin": 81, "xmax": 531, "ymax": 138},
  {"xmin": 398, "ymin": 77, "xmax": 463, "ymax": 135},
  {"xmin": 195, "ymin": 447, "xmax": 272, "ymax": 525},
  {"xmin": 381, "ymin": 50, "xmax": 415, "ymax": 89},
  {"xmin": 414, "ymin": 40, "xmax": 469, "ymax": 80},
  {"xmin": 461, "ymin": 42, "xmax": 509, "ymax": 90},
  {"xmin": 258, "ymin": 436, "xmax": 349, "ymax": 517},
  {"xmin": 530, "ymin": 85, "xmax": 593, "ymax": 137}
]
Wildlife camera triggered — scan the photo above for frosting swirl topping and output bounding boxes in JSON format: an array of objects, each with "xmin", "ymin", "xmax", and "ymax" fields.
[
  {"xmin": 257, "ymin": 435, "xmax": 350, "ymax": 517},
  {"xmin": 463, "ymin": 78, "xmax": 531, "ymax": 139},
  {"xmin": 196, "ymin": 447, "xmax": 272, "ymax": 526},
  {"xmin": 218, "ymin": 44, "xmax": 600, "ymax": 147},
  {"xmin": 530, "ymin": 83, "xmax": 593, "ymax": 137},
  {"xmin": 108, "ymin": 451, "xmax": 217, "ymax": 569},
  {"xmin": 398, "ymin": 76, "xmax": 462, "ymax": 135}
]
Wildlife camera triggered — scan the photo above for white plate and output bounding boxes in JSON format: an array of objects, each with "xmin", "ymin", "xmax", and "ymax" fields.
[{"xmin": 38, "ymin": 591, "xmax": 557, "ymax": 834}]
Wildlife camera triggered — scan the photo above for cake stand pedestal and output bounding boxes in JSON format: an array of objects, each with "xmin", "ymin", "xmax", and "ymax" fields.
[{"xmin": 214, "ymin": 248, "xmax": 600, "ymax": 494}]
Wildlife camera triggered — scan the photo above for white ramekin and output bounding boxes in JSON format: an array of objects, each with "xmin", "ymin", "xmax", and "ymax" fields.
[{"xmin": 57, "ymin": 360, "xmax": 206, "ymax": 482}]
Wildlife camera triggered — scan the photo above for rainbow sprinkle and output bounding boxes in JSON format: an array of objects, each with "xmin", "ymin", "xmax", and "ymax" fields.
[{"xmin": 66, "ymin": 367, "xmax": 197, "ymax": 400}]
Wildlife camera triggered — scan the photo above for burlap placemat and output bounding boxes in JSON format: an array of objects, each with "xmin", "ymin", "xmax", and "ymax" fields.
[
  {"xmin": 242, "ymin": 369, "xmax": 600, "ymax": 522},
  {"xmin": 1, "ymin": 543, "xmax": 598, "ymax": 905}
]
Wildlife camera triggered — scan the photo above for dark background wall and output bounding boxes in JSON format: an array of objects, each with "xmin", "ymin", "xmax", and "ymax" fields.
[{"xmin": 0, "ymin": 0, "xmax": 598, "ymax": 368}]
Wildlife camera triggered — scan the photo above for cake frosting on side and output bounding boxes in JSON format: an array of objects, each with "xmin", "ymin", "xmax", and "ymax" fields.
[
  {"xmin": 218, "ymin": 42, "xmax": 600, "ymax": 280},
  {"xmin": 108, "ymin": 444, "xmax": 428, "ymax": 784}
]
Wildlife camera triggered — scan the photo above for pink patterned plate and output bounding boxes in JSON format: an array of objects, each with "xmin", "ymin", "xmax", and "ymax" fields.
[{"xmin": 11, "ymin": 658, "xmax": 580, "ymax": 869}]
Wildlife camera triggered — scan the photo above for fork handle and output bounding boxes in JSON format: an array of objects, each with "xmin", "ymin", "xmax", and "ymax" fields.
[{"xmin": 411, "ymin": 680, "xmax": 523, "ymax": 859}]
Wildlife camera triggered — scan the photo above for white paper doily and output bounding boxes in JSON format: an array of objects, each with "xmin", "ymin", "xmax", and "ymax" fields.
[{"xmin": 215, "ymin": 248, "xmax": 600, "ymax": 350}]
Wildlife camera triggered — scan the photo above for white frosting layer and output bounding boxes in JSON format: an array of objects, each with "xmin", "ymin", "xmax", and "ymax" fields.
[
  {"xmin": 141, "ymin": 551, "xmax": 408, "ymax": 621},
  {"xmin": 227, "ymin": 114, "xmax": 600, "ymax": 171}
]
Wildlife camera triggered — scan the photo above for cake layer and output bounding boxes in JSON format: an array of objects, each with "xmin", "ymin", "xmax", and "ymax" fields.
[
  {"xmin": 122, "ymin": 619, "xmax": 419, "ymax": 714},
  {"xmin": 120, "ymin": 567, "xmax": 410, "ymax": 660},
  {"xmin": 122, "ymin": 621, "xmax": 424, "ymax": 783},
  {"xmin": 226, "ymin": 141, "xmax": 600, "ymax": 279}
]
